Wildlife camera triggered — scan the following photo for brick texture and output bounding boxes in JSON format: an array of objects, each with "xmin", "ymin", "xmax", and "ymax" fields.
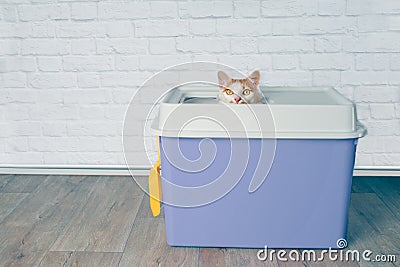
[{"xmin": 1, "ymin": 0, "xmax": 400, "ymax": 167}]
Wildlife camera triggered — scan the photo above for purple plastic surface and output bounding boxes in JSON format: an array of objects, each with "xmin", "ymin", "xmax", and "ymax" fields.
[{"xmin": 160, "ymin": 137, "xmax": 357, "ymax": 249}]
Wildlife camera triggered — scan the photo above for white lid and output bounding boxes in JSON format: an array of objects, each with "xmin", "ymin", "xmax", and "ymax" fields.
[{"xmin": 150, "ymin": 86, "xmax": 367, "ymax": 139}]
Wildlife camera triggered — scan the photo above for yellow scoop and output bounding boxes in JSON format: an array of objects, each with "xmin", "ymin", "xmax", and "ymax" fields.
[{"xmin": 149, "ymin": 136, "xmax": 161, "ymax": 216}]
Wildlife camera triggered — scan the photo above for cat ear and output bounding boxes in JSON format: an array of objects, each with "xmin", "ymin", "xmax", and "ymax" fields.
[
  {"xmin": 248, "ymin": 70, "xmax": 260, "ymax": 86},
  {"xmin": 218, "ymin": 71, "xmax": 230, "ymax": 88}
]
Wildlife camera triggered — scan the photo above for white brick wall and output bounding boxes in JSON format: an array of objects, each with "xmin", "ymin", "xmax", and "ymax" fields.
[{"xmin": 1, "ymin": 0, "xmax": 400, "ymax": 167}]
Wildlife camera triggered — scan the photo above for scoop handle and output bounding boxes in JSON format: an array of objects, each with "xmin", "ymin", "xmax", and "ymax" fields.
[{"xmin": 149, "ymin": 136, "xmax": 161, "ymax": 216}]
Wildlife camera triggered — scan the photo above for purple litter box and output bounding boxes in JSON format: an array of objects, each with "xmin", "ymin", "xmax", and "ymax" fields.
[{"xmin": 150, "ymin": 86, "xmax": 366, "ymax": 249}]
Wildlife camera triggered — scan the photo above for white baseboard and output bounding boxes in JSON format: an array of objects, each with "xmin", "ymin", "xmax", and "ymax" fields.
[
  {"xmin": 0, "ymin": 165, "xmax": 400, "ymax": 177},
  {"xmin": 353, "ymin": 166, "xmax": 400, "ymax": 177},
  {"xmin": 0, "ymin": 165, "xmax": 150, "ymax": 176}
]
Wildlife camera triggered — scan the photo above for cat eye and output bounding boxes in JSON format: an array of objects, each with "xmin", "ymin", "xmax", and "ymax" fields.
[
  {"xmin": 243, "ymin": 89, "xmax": 251, "ymax": 95},
  {"xmin": 225, "ymin": 89, "xmax": 233, "ymax": 95}
]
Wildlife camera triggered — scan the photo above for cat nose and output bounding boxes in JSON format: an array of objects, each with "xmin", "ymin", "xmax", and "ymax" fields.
[{"xmin": 234, "ymin": 96, "xmax": 241, "ymax": 103}]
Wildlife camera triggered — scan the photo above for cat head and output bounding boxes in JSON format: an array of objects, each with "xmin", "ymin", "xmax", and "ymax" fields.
[{"xmin": 217, "ymin": 70, "xmax": 262, "ymax": 104}]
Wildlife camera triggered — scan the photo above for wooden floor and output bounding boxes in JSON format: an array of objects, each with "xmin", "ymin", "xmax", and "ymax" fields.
[{"xmin": 0, "ymin": 175, "xmax": 399, "ymax": 267}]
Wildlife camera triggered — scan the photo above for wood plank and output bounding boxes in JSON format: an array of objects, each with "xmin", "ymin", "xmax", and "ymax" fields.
[
  {"xmin": 0, "ymin": 175, "xmax": 398, "ymax": 266},
  {"xmin": 0, "ymin": 175, "xmax": 14, "ymax": 190},
  {"xmin": 133, "ymin": 175, "xmax": 165, "ymax": 219},
  {"xmin": 39, "ymin": 251, "xmax": 121, "ymax": 267},
  {"xmin": 1, "ymin": 175, "xmax": 86, "ymax": 228},
  {"xmin": 119, "ymin": 218, "xmax": 198, "ymax": 267},
  {"xmin": 367, "ymin": 178, "xmax": 400, "ymax": 221},
  {"xmin": 230, "ymin": 248, "xmax": 279, "ymax": 267},
  {"xmin": 199, "ymin": 247, "xmax": 279, "ymax": 267},
  {"xmin": 50, "ymin": 177, "xmax": 143, "ymax": 252},
  {"xmin": 351, "ymin": 177, "xmax": 375, "ymax": 193},
  {"xmin": 100, "ymin": 176, "xmax": 145, "ymax": 197},
  {"xmin": 0, "ymin": 193, "xmax": 28, "ymax": 223},
  {"xmin": 199, "ymin": 248, "xmax": 227, "ymax": 267},
  {"xmin": 275, "ymin": 250, "xmax": 307, "ymax": 267},
  {"xmin": 0, "ymin": 226, "xmax": 41, "ymax": 267},
  {"xmin": 136, "ymin": 191, "xmax": 164, "ymax": 219},
  {"xmin": 350, "ymin": 193, "xmax": 400, "ymax": 241},
  {"xmin": 347, "ymin": 193, "xmax": 399, "ymax": 267},
  {"xmin": 304, "ymin": 249, "xmax": 359, "ymax": 267},
  {"xmin": 0, "ymin": 175, "xmax": 47, "ymax": 193},
  {"xmin": 38, "ymin": 251, "xmax": 71, "ymax": 266},
  {"xmin": 162, "ymin": 246, "xmax": 199, "ymax": 267},
  {"xmin": 0, "ymin": 176, "xmax": 89, "ymax": 266}
]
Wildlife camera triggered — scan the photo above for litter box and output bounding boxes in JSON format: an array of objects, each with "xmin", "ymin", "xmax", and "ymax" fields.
[{"xmin": 149, "ymin": 86, "xmax": 366, "ymax": 249}]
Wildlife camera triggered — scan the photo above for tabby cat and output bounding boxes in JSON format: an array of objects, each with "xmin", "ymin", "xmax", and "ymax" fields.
[{"xmin": 217, "ymin": 70, "xmax": 263, "ymax": 104}]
